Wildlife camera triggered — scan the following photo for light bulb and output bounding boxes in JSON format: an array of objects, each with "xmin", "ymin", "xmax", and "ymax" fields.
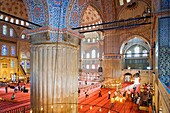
[
  {"xmin": 40, "ymin": 107, "xmax": 43, "ymax": 111},
  {"xmin": 90, "ymin": 106, "xmax": 92, "ymax": 110}
]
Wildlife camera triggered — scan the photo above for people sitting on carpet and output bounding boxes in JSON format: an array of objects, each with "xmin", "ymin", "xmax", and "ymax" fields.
[{"xmin": 11, "ymin": 93, "xmax": 15, "ymax": 100}]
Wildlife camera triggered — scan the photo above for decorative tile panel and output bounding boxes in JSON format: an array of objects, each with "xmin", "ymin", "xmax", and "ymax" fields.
[
  {"xmin": 158, "ymin": 17, "xmax": 170, "ymax": 47},
  {"xmin": 158, "ymin": 17, "xmax": 170, "ymax": 76},
  {"xmin": 158, "ymin": 47, "xmax": 170, "ymax": 76},
  {"xmin": 160, "ymin": 0, "xmax": 170, "ymax": 10}
]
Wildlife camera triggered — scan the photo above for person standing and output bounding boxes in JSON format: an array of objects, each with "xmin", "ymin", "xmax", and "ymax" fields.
[
  {"xmin": 110, "ymin": 97, "xmax": 115, "ymax": 108},
  {"xmin": 98, "ymin": 90, "xmax": 102, "ymax": 97},
  {"xmin": 85, "ymin": 90, "xmax": 89, "ymax": 98},
  {"xmin": 78, "ymin": 89, "xmax": 80, "ymax": 97},
  {"xmin": 108, "ymin": 91, "xmax": 111, "ymax": 99},
  {"xmin": 5, "ymin": 86, "xmax": 8, "ymax": 93}
]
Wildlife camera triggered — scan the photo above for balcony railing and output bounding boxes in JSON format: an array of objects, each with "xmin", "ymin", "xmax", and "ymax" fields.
[{"xmin": 158, "ymin": 79, "xmax": 170, "ymax": 112}]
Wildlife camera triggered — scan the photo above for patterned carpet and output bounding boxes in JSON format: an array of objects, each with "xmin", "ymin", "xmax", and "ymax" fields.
[
  {"xmin": 78, "ymin": 83, "xmax": 149, "ymax": 113},
  {"xmin": 0, "ymin": 83, "xmax": 149, "ymax": 113}
]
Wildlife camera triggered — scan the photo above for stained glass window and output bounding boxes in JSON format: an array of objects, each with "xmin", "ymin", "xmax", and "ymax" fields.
[
  {"xmin": 21, "ymin": 60, "xmax": 25, "ymax": 68},
  {"xmin": 27, "ymin": 61, "xmax": 30, "ymax": 68},
  {"xmin": 11, "ymin": 60, "xmax": 14, "ymax": 68},
  {"xmin": 11, "ymin": 46, "xmax": 15, "ymax": 56},
  {"xmin": 2, "ymin": 45, "xmax": 8, "ymax": 56}
]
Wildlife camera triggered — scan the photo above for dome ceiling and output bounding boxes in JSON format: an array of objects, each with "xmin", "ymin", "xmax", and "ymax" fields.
[
  {"xmin": 0, "ymin": 0, "xmax": 28, "ymax": 20},
  {"xmin": 80, "ymin": 5, "xmax": 102, "ymax": 26},
  {"xmin": 118, "ymin": 1, "xmax": 149, "ymax": 20}
]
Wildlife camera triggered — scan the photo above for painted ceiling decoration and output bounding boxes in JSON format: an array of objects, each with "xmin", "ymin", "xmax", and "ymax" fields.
[
  {"xmin": 0, "ymin": 0, "xmax": 28, "ymax": 20},
  {"xmin": 0, "ymin": 0, "xmax": 151, "ymax": 30},
  {"xmin": 80, "ymin": 5, "xmax": 102, "ymax": 26},
  {"xmin": 118, "ymin": 1, "xmax": 149, "ymax": 20}
]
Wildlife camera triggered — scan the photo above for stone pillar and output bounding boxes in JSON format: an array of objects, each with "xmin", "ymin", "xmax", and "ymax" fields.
[
  {"xmin": 99, "ymin": 40, "xmax": 104, "ymax": 67},
  {"xmin": 29, "ymin": 31, "xmax": 80, "ymax": 113},
  {"xmin": 103, "ymin": 57, "xmax": 122, "ymax": 79}
]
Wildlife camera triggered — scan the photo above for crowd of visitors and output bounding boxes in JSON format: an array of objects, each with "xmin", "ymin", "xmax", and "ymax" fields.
[{"xmin": 3, "ymin": 82, "xmax": 28, "ymax": 100}]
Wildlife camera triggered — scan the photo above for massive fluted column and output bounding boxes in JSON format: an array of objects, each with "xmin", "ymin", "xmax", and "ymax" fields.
[{"xmin": 29, "ymin": 31, "xmax": 81, "ymax": 113}]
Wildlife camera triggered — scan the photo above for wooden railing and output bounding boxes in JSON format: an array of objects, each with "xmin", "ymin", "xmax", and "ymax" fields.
[
  {"xmin": 158, "ymin": 79, "xmax": 170, "ymax": 112},
  {"xmin": 2, "ymin": 104, "xmax": 30, "ymax": 113}
]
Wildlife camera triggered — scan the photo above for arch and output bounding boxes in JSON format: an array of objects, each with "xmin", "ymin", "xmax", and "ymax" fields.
[
  {"xmin": 120, "ymin": 35, "xmax": 151, "ymax": 54},
  {"xmin": 68, "ymin": 0, "xmax": 103, "ymax": 28},
  {"xmin": 79, "ymin": 4, "xmax": 103, "ymax": 26},
  {"xmin": 124, "ymin": 72, "xmax": 132, "ymax": 76}
]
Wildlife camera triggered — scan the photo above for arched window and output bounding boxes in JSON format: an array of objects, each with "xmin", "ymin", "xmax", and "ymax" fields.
[
  {"xmin": 86, "ymin": 65, "xmax": 90, "ymax": 69},
  {"xmin": 5, "ymin": 16, "xmax": 8, "ymax": 21},
  {"xmin": 10, "ymin": 28, "xmax": 13, "ymax": 37},
  {"xmin": 21, "ymin": 21, "xmax": 24, "ymax": 25},
  {"xmin": 21, "ymin": 34, "xmax": 26, "ymax": 39},
  {"xmin": 119, "ymin": 0, "xmax": 124, "ymax": 5},
  {"xmin": 0, "ymin": 15, "xmax": 3, "ymax": 19},
  {"xmin": 92, "ymin": 65, "xmax": 95, "ymax": 69},
  {"xmin": 11, "ymin": 60, "xmax": 15, "ymax": 68},
  {"xmin": 92, "ymin": 38, "xmax": 95, "ymax": 43},
  {"xmin": 26, "ymin": 22, "xmax": 29, "ymax": 26},
  {"xmin": 86, "ymin": 53, "xmax": 90, "ymax": 58},
  {"xmin": 11, "ymin": 46, "xmax": 15, "ymax": 56},
  {"xmin": 3, "ymin": 25, "xmax": 7, "ymax": 35},
  {"xmin": 16, "ymin": 19, "xmax": 19, "ymax": 24},
  {"xmin": 127, "ymin": 50, "xmax": 132, "ymax": 57},
  {"xmin": 10, "ymin": 18, "xmax": 14, "ymax": 23},
  {"xmin": 2, "ymin": 45, "xmax": 8, "ymax": 56},
  {"xmin": 127, "ymin": 0, "xmax": 131, "ymax": 3},
  {"xmin": 143, "ymin": 50, "xmax": 148, "ymax": 57},
  {"xmin": 92, "ymin": 49, "xmax": 96, "ymax": 58},
  {"xmin": 97, "ymin": 53, "xmax": 99, "ymax": 58},
  {"xmin": 87, "ymin": 39, "xmax": 90, "ymax": 43},
  {"xmin": 134, "ymin": 46, "xmax": 140, "ymax": 57}
]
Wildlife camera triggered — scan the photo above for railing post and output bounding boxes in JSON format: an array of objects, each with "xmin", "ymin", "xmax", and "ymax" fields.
[{"xmin": 23, "ymin": 106, "xmax": 26, "ymax": 113}]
